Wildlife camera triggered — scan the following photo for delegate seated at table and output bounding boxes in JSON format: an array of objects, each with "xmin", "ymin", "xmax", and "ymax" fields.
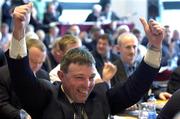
[
  {"xmin": 6, "ymin": 3, "xmax": 164, "ymax": 119},
  {"xmin": 0, "ymin": 37, "xmax": 49, "ymax": 119},
  {"xmin": 111, "ymin": 31, "xmax": 171, "ymax": 101}
]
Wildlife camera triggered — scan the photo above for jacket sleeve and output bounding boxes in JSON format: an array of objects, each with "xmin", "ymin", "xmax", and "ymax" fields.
[
  {"xmin": 157, "ymin": 89, "xmax": 180, "ymax": 119},
  {"xmin": 0, "ymin": 77, "xmax": 20, "ymax": 119},
  {"xmin": 0, "ymin": 104, "xmax": 20, "ymax": 119},
  {"xmin": 107, "ymin": 60, "xmax": 160, "ymax": 115},
  {"xmin": 5, "ymin": 51, "xmax": 52, "ymax": 113}
]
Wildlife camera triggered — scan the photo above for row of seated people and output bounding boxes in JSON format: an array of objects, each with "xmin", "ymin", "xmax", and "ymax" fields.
[
  {"xmin": 1, "ymin": 0, "xmax": 63, "ymax": 32},
  {"xmin": 1, "ymin": 31, "xmax": 180, "ymax": 118},
  {"xmin": 1, "ymin": 3, "xmax": 180, "ymax": 119},
  {"xmin": 0, "ymin": 32, "xmax": 110, "ymax": 118},
  {"xmin": 2, "ymin": 0, "xmax": 120, "ymax": 33},
  {"xmin": 0, "ymin": 38, "xmax": 50, "ymax": 119},
  {"xmin": 0, "ymin": 20, "xmax": 178, "ymax": 119},
  {"xmin": 5, "ymin": 0, "xmax": 177, "ymax": 70},
  {"xmin": 2, "ymin": 3, "xmax": 163, "ymax": 119},
  {"xmin": 0, "ymin": 13, "xmax": 180, "ymax": 117},
  {"xmin": 1, "ymin": 17, "xmax": 179, "ymax": 71},
  {"xmin": 28, "ymin": 17, "xmax": 180, "ymax": 72},
  {"xmin": 2, "ymin": 0, "xmax": 180, "ymax": 71}
]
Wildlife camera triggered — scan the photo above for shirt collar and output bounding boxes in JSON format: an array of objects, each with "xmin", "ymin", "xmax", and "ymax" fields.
[{"xmin": 61, "ymin": 85, "xmax": 74, "ymax": 103}]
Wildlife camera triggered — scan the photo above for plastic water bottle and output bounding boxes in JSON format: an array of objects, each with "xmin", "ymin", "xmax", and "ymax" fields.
[
  {"xmin": 138, "ymin": 105, "xmax": 149, "ymax": 119},
  {"xmin": 147, "ymin": 93, "xmax": 157, "ymax": 119}
]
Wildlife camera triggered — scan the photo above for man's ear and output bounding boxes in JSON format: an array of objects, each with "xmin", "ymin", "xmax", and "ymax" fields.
[
  {"xmin": 57, "ymin": 70, "xmax": 64, "ymax": 82},
  {"xmin": 116, "ymin": 44, "xmax": 121, "ymax": 52}
]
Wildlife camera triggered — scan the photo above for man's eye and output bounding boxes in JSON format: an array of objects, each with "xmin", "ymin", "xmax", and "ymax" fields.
[
  {"xmin": 75, "ymin": 77, "xmax": 84, "ymax": 80},
  {"xmin": 89, "ymin": 77, "xmax": 95, "ymax": 81}
]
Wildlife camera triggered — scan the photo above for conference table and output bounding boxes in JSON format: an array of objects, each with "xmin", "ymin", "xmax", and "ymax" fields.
[
  {"xmin": 114, "ymin": 99, "xmax": 168, "ymax": 119},
  {"xmin": 57, "ymin": 21, "xmax": 134, "ymax": 36}
]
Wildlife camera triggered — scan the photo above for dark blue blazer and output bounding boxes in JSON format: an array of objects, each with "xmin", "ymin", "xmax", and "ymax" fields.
[
  {"xmin": 157, "ymin": 89, "xmax": 180, "ymax": 119},
  {"xmin": 0, "ymin": 65, "xmax": 50, "ymax": 119},
  {"xmin": 6, "ymin": 53, "xmax": 159, "ymax": 119},
  {"xmin": 91, "ymin": 50, "xmax": 119, "ymax": 76}
]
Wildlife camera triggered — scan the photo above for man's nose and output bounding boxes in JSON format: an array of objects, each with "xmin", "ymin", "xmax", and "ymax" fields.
[
  {"xmin": 84, "ymin": 79, "xmax": 91, "ymax": 89},
  {"xmin": 129, "ymin": 47, "xmax": 135, "ymax": 53}
]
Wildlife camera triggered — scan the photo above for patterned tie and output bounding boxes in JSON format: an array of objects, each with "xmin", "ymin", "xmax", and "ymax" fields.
[
  {"xmin": 73, "ymin": 103, "xmax": 84, "ymax": 119},
  {"xmin": 128, "ymin": 65, "xmax": 135, "ymax": 76}
]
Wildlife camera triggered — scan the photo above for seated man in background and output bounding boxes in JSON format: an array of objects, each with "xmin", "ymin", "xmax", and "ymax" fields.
[
  {"xmin": 111, "ymin": 31, "xmax": 171, "ymax": 100},
  {"xmin": 43, "ymin": 25, "xmax": 59, "ymax": 51},
  {"xmin": 111, "ymin": 32, "xmax": 141, "ymax": 86},
  {"xmin": 48, "ymin": 33, "xmax": 110, "ymax": 84},
  {"xmin": 91, "ymin": 33, "xmax": 119, "ymax": 76},
  {"xmin": 0, "ymin": 35, "xmax": 49, "ymax": 119},
  {"xmin": 6, "ymin": 3, "xmax": 164, "ymax": 119},
  {"xmin": 48, "ymin": 34, "xmax": 85, "ymax": 82},
  {"xmin": 132, "ymin": 28, "xmax": 147, "ymax": 62},
  {"xmin": 100, "ymin": 2, "xmax": 120, "ymax": 22},
  {"xmin": 86, "ymin": 4, "xmax": 102, "ymax": 22},
  {"xmin": 42, "ymin": 37, "xmax": 62, "ymax": 72}
]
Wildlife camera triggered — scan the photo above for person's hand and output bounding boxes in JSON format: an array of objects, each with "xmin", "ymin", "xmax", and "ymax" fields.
[
  {"xmin": 126, "ymin": 104, "xmax": 139, "ymax": 111},
  {"xmin": 27, "ymin": 115, "xmax": 32, "ymax": 119},
  {"xmin": 102, "ymin": 62, "xmax": 117, "ymax": 82},
  {"xmin": 12, "ymin": 2, "xmax": 32, "ymax": 40},
  {"xmin": 159, "ymin": 92, "xmax": 172, "ymax": 100},
  {"xmin": 140, "ymin": 18, "xmax": 164, "ymax": 50}
]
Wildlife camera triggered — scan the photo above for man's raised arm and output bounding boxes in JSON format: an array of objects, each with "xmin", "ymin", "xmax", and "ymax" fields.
[
  {"xmin": 140, "ymin": 18, "xmax": 164, "ymax": 68},
  {"xmin": 9, "ymin": 3, "xmax": 32, "ymax": 59}
]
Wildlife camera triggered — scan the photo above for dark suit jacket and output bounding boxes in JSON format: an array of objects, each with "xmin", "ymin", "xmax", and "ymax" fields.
[
  {"xmin": 0, "ymin": 48, "xmax": 7, "ymax": 67},
  {"xmin": 1, "ymin": 1, "xmax": 13, "ymax": 32},
  {"xmin": 43, "ymin": 12, "xmax": 59, "ymax": 25},
  {"xmin": 91, "ymin": 50, "xmax": 119, "ymax": 76},
  {"xmin": 111, "ymin": 59, "xmax": 161, "ymax": 101},
  {"xmin": 6, "ymin": 54, "xmax": 159, "ymax": 119},
  {"xmin": 111, "ymin": 59, "xmax": 128, "ymax": 87},
  {"xmin": 42, "ymin": 51, "xmax": 58, "ymax": 72},
  {"xmin": 0, "ymin": 65, "xmax": 21, "ymax": 119},
  {"xmin": 0, "ymin": 65, "xmax": 50, "ymax": 119},
  {"xmin": 100, "ymin": 11, "xmax": 120, "ymax": 21},
  {"xmin": 86, "ymin": 13, "xmax": 98, "ymax": 22},
  {"xmin": 43, "ymin": 34, "xmax": 52, "ymax": 51},
  {"xmin": 167, "ymin": 66, "xmax": 180, "ymax": 94},
  {"xmin": 157, "ymin": 89, "xmax": 180, "ymax": 119}
]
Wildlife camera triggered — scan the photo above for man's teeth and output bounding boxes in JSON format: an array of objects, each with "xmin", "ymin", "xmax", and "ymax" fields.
[{"xmin": 79, "ymin": 90, "xmax": 87, "ymax": 94}]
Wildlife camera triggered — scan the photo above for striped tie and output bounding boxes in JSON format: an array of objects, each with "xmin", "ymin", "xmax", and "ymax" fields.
[{"xmin": 73, "ymin": 103, "xmax": 84, "ymax": 119}]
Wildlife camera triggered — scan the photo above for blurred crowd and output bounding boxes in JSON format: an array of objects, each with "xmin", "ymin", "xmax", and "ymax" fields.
[
  {"xmin": 1, "ymin": 0, "xmax": 180, "ymax": 119},
  {"xmin": 1, "ymin": 0, "xmax": 180, "ymax": 98}
]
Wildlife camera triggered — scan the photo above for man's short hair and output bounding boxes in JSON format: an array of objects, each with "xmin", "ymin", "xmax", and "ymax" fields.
[
  {"xmin": 117, "ymin": 32, "xmax": 137, "ymax": 45},
  {"xmin": 52, "ymin": 35, "xmax": 81, "ymax": 52},
  {"xmin": 26, "ymin": 38, "xmax": 47, "ymax": 52},
  {"xmin": 60, "ymin": 47, "xmax": 95, "ymax": 73},
  {"xmin": 98, "ymin": 34, "xmax": 112, "ymax": 46}
]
